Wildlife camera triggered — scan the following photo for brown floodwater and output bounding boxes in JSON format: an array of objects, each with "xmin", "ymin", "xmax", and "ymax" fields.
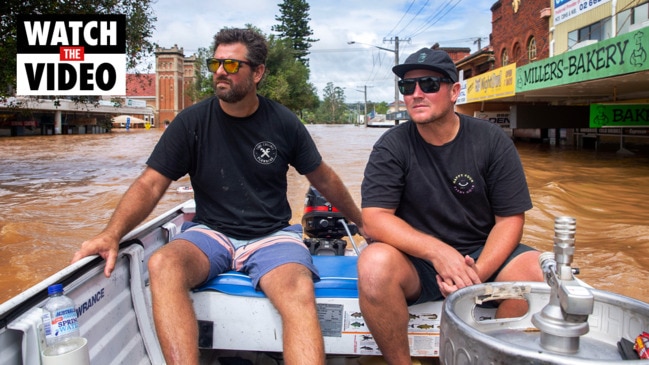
[{"xmin": 1, "ymin": 125, "xmax": 648, "ymax": 305}]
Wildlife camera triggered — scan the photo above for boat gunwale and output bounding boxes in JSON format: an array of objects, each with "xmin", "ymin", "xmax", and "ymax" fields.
[{"xmin": 0, "ymin": 200, "xmax": 194, "ymax": 329}]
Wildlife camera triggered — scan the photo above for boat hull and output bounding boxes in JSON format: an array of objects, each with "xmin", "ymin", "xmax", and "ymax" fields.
[
  {"xmin": 0, "ymin": 200, "xmax": 443, "ymax": 364},
  {"xmin": 193, "ymin": 284, "xmax": 443, "ymax": 357}
]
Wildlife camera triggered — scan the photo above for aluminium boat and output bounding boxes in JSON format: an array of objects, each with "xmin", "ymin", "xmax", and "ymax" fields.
[{"xmin": 0, "ymin": 191, "xmax": 444, "ymax": 365}]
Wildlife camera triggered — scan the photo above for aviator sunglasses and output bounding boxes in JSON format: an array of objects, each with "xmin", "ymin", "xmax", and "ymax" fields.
[
  {"xmin": 206, "ymin": 58, "xmax": 252, "ymax": 74},
  {"xmin": 398, "ymin": 76, "xmax": 454, "ymax": 95}
]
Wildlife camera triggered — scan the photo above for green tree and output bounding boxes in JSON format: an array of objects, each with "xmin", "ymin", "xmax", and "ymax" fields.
[
  {"xmin": 316, "ymin": 82, "xmax": 348, "ymax": 123},
  {"xmin": 189, "ymin": 46, "xmax": 216, "ymax": 103},
  {"xmin": 271, "ymin": 0, "xmax": 318, "ymax": 66},
  {"xmin": 0, "ymin": 0, "xmax": 157, "ymax": 98},
  {"xmin": 259, "ymin": 34, "xmax": 318, "ymax": 115},
  {"xmin": 375, "ymin": 101, "xmax": 389, "ymax": 114}
]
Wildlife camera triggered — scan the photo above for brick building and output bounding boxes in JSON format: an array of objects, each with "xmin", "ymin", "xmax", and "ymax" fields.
[
  {"xmin": 125, "ymin": 73, "xmax": 156, "ymax": 126},
  {"xmin": 454, "ymin": 0, "xmax": 649, "ymax": 149},
  {"xmin": 155, "ymin": 45, "xmax": 197, "ymax": 125},
  {"xmin": 126, "ymin": 45, "xmax": 197, "ymax": 128},
  {"xmin": 490, "ymin": 0, "xmax": 552, "ymax": 68},
  {"xmin": 455, "ymin": 46, "xmax": 493, "ymax": 80}
]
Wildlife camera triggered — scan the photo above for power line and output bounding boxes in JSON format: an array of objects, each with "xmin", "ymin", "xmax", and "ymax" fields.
[
  {"xmin": 393, "ymin": 0, "xmax": 431, "ymax": 37},
  {"xmin": 406, "ymin": 0, "xmax": 465, "ymax": 39},
  {"xmin": 309, "ymin": 48, "xmax": 368, "ymax": 53},
  {"xmin": 386, "ymin": 0, "xmax": 418, "ymax": 38}
]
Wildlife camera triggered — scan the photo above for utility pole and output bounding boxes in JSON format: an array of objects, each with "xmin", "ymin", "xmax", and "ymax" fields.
[
  {"xmin": 474, "ymin": 37, "xmax": 482, "ymax": 50},
  {"xmin": 357, "ymin": 102, "xmax": 361, "ymax": 125},
  {"xmin": 383, "ymin": 36, "xmax": 410, "ymax": 116},
  {"xmin": 355, "ymin": 85, "xmax": 371, "ymax": 125},
  {"xmin": 364, "ymin": 85, "xmax": 368, "ymax": 123},
  {"xmin": 348, "ymin": 37, "xmax": 409, "ymax": 119}
]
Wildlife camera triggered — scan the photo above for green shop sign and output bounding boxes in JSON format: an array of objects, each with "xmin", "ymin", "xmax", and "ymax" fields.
[
  {"xmin": 590, "ymin": 104, "xmax": 649, "ymax": 128},
  {"xmin": 517, "ymin": 26, "xmax": 649, "ymax": 92}
]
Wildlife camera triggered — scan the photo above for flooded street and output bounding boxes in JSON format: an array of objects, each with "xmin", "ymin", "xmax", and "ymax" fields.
[{"xmin": 1, "ymin": 125, "xmax": 648, "ymax": 304}]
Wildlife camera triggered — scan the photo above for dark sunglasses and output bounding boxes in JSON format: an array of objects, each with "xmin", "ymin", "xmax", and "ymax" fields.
[
  {"xmin": 206, "ymin": 58, "xmax": 252, "ymax": 74},
  {"xmin": 398, "ymin": 76, "xmax": 454, "ymax": 95}
]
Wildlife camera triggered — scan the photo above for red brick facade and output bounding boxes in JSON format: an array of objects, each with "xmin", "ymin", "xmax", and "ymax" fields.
[
  {"xmin": 155, "ymin": 45, "xmax": 196, "ymax": 125},
  {"xmin": 490, "ymin": 0, "xmax": 552, "ymax": 68},
  {"xmin": 183, "ymin": 55, "xmax": 196, "ymax": 115},
  {"xmin": 125, "ymin": 46, "xmax": 197, "ymax": 127}
]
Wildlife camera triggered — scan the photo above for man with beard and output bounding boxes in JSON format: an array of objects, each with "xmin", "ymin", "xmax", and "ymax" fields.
[{"xmin": 72, "ymin": 28, "xmax": 363, "ymax": 365}]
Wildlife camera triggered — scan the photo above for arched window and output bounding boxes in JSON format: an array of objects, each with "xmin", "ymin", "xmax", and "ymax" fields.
[
  {"xmin": 501, "ymin": 49, "xmax": 509, "ymax": 66},
  {"xmin": 528, "ymin": 37, "xmax": 537, "ymax": 61},
  {"xmin": 512, "ymin": 43, "xmax": 521, "ymax": 63}
]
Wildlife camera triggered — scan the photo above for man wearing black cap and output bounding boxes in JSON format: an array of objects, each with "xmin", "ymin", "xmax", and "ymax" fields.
[{"xmin": 357, "ymin": 47, "xmax": 543, "ymax": 363}]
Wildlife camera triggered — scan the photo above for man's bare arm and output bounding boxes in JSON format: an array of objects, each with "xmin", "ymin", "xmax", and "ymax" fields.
[{"xmin": 71, "ymin": 167, "xmax": 172, "ymax": 277}]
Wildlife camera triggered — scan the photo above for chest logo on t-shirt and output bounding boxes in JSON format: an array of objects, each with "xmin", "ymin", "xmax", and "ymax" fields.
[
  {"xmin": 253, "ymin": 141, "xmax": 277, "ymax": 165},
  {"xmin": 452, "ymin": 173, "xmax": 475, "ymax": 194}
]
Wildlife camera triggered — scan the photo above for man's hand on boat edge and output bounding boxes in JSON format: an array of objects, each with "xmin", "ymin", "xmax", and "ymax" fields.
[{"xmin": 71, "ymin": 232, "xmax": 120, "ymax": 278}]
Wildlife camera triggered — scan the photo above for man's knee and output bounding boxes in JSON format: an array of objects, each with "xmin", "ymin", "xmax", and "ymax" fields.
[
  {"xmin": 358, "ymin": 243, "xmax": 398, "ymax": 276},
  {"xmin": 263, "ymin": 263, "xmax": 314, "ymax": 296},
  {"xmin": 262, "ymin": 264, "xmax": 316, "ymax": 314},
  {"xmin": 499, "ymin": 250, "xmax": 544, "ymax": 282},
  {"xmin": 358, "ymin": 244, "xmax": 416, "ymax": 296},
  {"xmin": 148, "ymin": 240, "xmax": 209, "ymax": 287},
  {"xmin": 148, "ymin": 247, "xmax": 174, "ymax": 276}
]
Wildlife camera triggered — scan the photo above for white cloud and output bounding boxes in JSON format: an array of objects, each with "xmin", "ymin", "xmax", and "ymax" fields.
[{"xmin": 150, "ymin": 0, "xmax": 494, "ymax": 103}]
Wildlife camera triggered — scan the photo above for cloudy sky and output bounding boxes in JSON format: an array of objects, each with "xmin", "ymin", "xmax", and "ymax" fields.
[{"xmin": 150, "ymin": 0, "xmax": 495, "ymax": 104}]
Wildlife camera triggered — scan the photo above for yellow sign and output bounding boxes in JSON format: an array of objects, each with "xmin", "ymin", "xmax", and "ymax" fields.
[{"xmin": 465, "ymin": 63, "xmax": 516, "ymax": 103}]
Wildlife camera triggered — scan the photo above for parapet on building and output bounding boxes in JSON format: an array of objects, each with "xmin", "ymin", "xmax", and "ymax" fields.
[{"xmin": 126, "ymin": 45, "xmax": 197, "ymax": 127}]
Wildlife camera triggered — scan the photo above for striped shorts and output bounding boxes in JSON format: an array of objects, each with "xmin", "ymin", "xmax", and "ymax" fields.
[{"xmin": 175, "ymin": 222, "xmax": 319, "ymax": 289}]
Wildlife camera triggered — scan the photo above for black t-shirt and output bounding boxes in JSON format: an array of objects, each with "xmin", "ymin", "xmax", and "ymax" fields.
[
  {"xmin": 361, "ymin": 114, "xmax": 532, "ymax": 255},
  {"xmin": 147, "ymin": 96, "xmax": 322, "ymax": 239}
]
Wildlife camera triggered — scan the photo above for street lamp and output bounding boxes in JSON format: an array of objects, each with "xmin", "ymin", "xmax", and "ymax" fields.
[{"xmin": 348, "ymin": 38, "xmax": 400, "ymax": 117}]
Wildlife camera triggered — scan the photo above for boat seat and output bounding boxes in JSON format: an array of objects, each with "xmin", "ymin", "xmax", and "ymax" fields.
[{"xmin": 194, "ymin": 255, "xmax": 358, "ymax": 298}]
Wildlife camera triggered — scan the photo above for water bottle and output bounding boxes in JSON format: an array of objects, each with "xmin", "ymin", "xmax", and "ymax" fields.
[{"xmin": 41, "ymin": 284, "xmax": 84, "ymax": 355}]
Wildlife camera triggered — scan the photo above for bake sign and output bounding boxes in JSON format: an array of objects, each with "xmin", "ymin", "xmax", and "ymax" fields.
[{"xmin": 16, "ymin": 14, "xmax": 126, "ymax": 96}]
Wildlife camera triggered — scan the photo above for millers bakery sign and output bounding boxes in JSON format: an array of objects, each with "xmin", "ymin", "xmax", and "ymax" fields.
[
  {"xmin": 516, "ymin": 26, "xmax": 648, "ymax": 92},
  {"xmin": 16, "ymin": 14, "xmax": 126, "ymax": 96}
]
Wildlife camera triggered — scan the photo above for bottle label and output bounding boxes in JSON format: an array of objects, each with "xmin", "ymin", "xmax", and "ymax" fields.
[
  {"xmin": 42, "ymin": 312, "xmax": 52, "ymax": 336},
  {"xmin": 43, "ymin": 306, "xmax": 79, "ymax": 339}
]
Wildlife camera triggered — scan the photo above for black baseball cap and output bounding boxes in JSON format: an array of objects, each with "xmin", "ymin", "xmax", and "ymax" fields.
[{"xmin": 392, "ymin": 47, "xmax": 459, "ymax": 83}]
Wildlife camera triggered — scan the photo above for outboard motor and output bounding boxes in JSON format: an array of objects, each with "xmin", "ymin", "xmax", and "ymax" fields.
[{"xmin": 302, "ymin": 186, "xmax": 358, "ymax": 256}]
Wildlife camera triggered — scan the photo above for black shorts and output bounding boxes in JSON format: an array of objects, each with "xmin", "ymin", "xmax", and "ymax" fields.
[{"xmin": 408, "ymin": 244, "xmax": 536, "ymax": 305}]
